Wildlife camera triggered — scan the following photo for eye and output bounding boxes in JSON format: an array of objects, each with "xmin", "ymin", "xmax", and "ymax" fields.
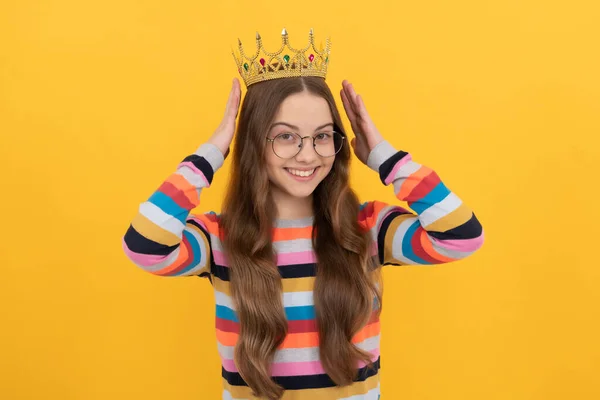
[
  {"xmin": 276, "ymin": 132, "xmax": 296, "ymax": 141},
  {"xmin": 315, "ymin": 132, "xmax": 332, "ymax": 141}
]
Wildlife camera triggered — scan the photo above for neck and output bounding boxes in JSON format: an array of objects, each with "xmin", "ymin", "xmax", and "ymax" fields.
[{"xmin": 271, "ymin": 187, "xmax": 314, "ymax": 220}]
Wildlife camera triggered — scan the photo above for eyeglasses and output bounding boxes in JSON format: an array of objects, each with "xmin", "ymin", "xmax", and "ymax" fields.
[{"xmin": 266, "ymin": 130, "xmax": 345, "ymax": 159}]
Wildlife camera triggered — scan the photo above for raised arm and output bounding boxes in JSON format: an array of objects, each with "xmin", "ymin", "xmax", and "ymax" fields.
[
  {"xmin": 122, "ymin": 144, "xmax": 224, "ymax": 276},
  {"xmin": 361, "ymin": 140, "xmax": 483, "ymax": 265},
  {"xmin": 122, "ymin": 78, "xmax": 241, "ymax": 276},
  {"xmin": 340, "ymin": 80, "xmax": 484, "ymax": 266}
]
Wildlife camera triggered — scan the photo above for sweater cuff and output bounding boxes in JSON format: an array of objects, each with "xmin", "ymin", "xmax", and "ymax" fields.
[
  {"xmin": 194, "ymin": 143, "xmax": 225, "ymax": 172},
  {"xmin": 366, "ymin": 140, "xmax": 399, "ymax": 172}
]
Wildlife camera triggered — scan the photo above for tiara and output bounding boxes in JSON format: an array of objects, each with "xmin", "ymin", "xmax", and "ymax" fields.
[{"xmin": 232, "ymin": 28, "xmax": 331, "ymax": 87}]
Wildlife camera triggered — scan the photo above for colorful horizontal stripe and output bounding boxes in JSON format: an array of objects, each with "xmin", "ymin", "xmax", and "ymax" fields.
[{"xmin": 122, "ymin": 140, "xmax": 484, "ymax": 399}]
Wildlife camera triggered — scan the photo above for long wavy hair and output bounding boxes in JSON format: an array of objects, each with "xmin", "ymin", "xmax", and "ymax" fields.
[{"xmin": 220, "ymin": 76, "xmax": 382, "ymax": 399}]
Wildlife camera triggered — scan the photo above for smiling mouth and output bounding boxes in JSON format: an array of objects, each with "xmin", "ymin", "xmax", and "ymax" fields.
[{"xmin": 284, "ymin": 167, "xmax": 319, "ymax": 177}]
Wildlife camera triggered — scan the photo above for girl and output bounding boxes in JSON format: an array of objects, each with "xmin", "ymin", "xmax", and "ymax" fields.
[{"xmin": 122, "ymin": 36, "xmax": 484, "ymax": 400}]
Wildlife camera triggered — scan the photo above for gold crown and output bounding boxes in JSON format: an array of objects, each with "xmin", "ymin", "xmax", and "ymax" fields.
[{"xmin": 232, "ymin": 28, "xmax": 331, "ymax": 87}]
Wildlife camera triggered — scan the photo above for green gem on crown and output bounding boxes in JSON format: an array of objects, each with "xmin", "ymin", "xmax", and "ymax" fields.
[
  {"xmin": 283, "ymin": 54, "xmax": 290, "ymax": 63},
  {"xmin": 243, "ymin": 63, "xmax": 249, "ymax": 71}
]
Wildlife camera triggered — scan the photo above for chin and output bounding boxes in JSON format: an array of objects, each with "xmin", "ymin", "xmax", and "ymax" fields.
[{"xmin": 273, "ymin": 175, "xmax": 324, "ymax": 198}]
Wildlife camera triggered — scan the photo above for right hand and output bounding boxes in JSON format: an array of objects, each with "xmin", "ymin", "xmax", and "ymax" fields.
[{"xmin": 208, "ymin": 78, "xmax": 242, "ymax": 159}]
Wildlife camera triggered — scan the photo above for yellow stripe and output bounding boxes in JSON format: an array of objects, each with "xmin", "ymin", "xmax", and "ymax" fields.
[
  {"xmin": 212, "ymin": 276, "xmax": 231, "ymax": 295},
  {"xmin": 212, "ymin": 275, "xmax": 315, "ymax": 296},
  {"xmin": 131, "ymin": 212, "xmax": 180, "ymax": 246},
  {"xmin": 282, "ymin": 277, "xmax": 315, "ymax": 292},
  {"xmin": 383, "ymin": 213, "xmax": 413, "ymax": 265},
  {"xmin": 222, "ymin": 373, "xmax": 380, "ymax": 399},
  {"xmin": 424, "ymin": 202, "xmax": 473, "ymax": 232}
]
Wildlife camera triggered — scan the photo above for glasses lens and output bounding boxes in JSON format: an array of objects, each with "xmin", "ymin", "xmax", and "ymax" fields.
[
  {"xmin": 272, "ymin": 133, "xmax": 302, "ymax": 158},
  {"xmin": 314, "ymin": 131, "xmax": 344, "ymax": 157},
  {"xmin": 271, "ymin": 131, "xmax": 345, "ymax": 158}
]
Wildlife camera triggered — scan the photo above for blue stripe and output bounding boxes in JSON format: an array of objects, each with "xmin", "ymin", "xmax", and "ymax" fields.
[
  {"xmin": 409, "ymin": 182, "xmax": 450, "ymax": 214},
  {"xmin": 148, "ymin": 191, "xmax": 188, "ymax": 224},
  {"xmin": 216, "ymin": 305, "xmax": 239, "ymax": 322},
  {"xmin": 402, "ymin": 219, "xmax": 431, "ymax": 265},
  {"xmin": 285, "ymin": 305, "xmax": 315, "ymax": 321},
  {"xmin": 171, "ymin": 230, "xmax": 201, "ymax": 276},
  {"xmin": 215, "ymin": 305, "xmax": 315, "ymax": 322}
]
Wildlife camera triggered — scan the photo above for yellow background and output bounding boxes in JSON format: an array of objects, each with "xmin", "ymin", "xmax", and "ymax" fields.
[{"xmin": 1, "ymin": 0, "xmax": 599, "ymax": 399}]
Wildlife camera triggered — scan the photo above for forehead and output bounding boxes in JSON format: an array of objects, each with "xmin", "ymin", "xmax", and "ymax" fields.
[{"xmin": 272, "ymin": 91, "xmax": 332, "ymax": 129}]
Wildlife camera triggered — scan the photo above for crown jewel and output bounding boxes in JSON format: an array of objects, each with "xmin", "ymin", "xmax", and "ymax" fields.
[{"xmin": 232, "ymin": 28, "xmax": 331, "ymax": 87}]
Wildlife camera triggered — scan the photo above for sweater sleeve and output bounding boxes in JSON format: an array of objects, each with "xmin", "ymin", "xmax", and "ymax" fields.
[
  {"xmin": 121, "ymin": 143, "xmax": 224, "ymax": 277},
  {"xmin": 359, "ymin": 140, "xmax": 484, "ymax": 266}
]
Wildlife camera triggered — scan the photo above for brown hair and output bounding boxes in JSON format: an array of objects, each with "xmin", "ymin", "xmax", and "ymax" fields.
[{"xmin": 219, "ymin": 77, "xmax": 382, "ymax": 399}]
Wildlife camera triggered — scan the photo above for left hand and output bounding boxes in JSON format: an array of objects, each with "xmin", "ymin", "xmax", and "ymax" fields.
[{"xmin": 340, "ymin": 80, "xmax": 385, "ymax": 165}]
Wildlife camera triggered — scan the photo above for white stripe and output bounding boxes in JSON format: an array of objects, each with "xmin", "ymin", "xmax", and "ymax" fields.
[
  {"xmin": 214, "ymin": 290, "xmax": 313, "ymax": 309},
  {"xmin": 175, "ymin": 167, "xmax": 208, "ymax": 189},
  {"xmin": 391, "ymin": 160, "xmax": 421, "ymax": 186},
  {"xmin": 209, "ymin": 233, "xmax": 223, "ymax": 252},
  {"xmin": 283, "ymin": 290, "xmax": 313, "ymax": 307},
  {"xmin": 273, "ymin": 238, "xmax": 314, "ymax": 253},
  {"xmin": 139, "ymin": 202, "xmax": 185, "ymax": 236},
  {"xmin": 214, "ymin": 289, "xmax": 234, "ymax": 308},
  {"xmin": 419, "ymin": 192, "xmax": 462, "ymax": 228},
  {"xmin": 389, "ymin": 216, "xmax": 421, "ymax": 265},
  {"xmin": 140, "ymin": 247, "xmax": 180, "ymax": 273}
]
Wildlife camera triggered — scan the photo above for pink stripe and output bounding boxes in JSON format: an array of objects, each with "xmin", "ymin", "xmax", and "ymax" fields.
[
  {"xmin": 432, "ymin": 231, "xmax": 484, "ymax": 252},
  {"xmin": 122, "ymin": 239, "xmax": 169, "ymax": 267},
  {"xmin": 213, "ymin": 249, "xmax": 228, "ymax": 266},
  {"xmin": 178, "ymin": 161, "xmax": 210, "ymax": 187},
  {"xmin": 271, "ymin": 360, "xmax": 325, "ymax": 376},
  {"xmin": 220, "ymin": 349, "xmax": 380, "ymax": 376},
  {"xmin": 383, "ymin": 154, "xmax": 412, "ymax": 185},
  {"xmin": 272, "ymin": 349, "xmax": 381, "ymax": 376},
  {"xmin": 276, "ymin": 251, "xmax": 316, "ymax": 266},
  {"xmin": 222, "ymin": 359, "xmax": 238, "ymax": 373},
  {"xmin": 213, "ymin": 250, "xmax": 318, "ymax": 267}
]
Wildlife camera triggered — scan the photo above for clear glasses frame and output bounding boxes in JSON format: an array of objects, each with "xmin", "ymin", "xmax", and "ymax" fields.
[{"xmin": 265, "ymin": 130, "xmax": 346, "ymax": 159}]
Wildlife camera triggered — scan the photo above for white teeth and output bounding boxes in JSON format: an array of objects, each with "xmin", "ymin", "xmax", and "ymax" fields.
[{"xmin": 286, "ymin": 168, "xmax": 316, "ymax": 177}]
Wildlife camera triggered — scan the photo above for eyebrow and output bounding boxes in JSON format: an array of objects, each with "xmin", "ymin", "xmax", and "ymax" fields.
[{"xmin": 269, "ymin": 122, "xmax": 334, "ymax": 131}]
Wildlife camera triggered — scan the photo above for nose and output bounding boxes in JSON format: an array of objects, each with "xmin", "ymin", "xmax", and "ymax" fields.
[{"xmin": 294, "ymin": 137, "xmax": 319, "ymax": 162}]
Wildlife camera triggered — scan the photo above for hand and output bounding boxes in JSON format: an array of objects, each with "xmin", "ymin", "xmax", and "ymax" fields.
[
  {"xmin": 208, "ymin": 78, "xmax": 241, "ymax": 159},
  {"xmin": 340, "ymin": 80, "xmax": 384, "ymax": 165}
]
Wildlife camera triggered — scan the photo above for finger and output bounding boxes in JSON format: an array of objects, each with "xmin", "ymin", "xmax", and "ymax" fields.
[
  {"xmin": 225, "ymin": 79, "xmax": 242, "ymax": 123},
  {"xmin": 223, "ymin": 80, "xmax": 235, "ymax": 118},
  {"xmin": 350, "ymin": 137, "xmax": 356, "ymax": 149},
  {"xmin": 340, "ymin": 88, "xmax": 357, "ymax": 125},
  {"xmin": 347, "ymin": 83, "xmax": 360, "ymax": 113},
  {"xmin": 342, "ymin": 80, "xmax": 358, "ymax": 115},
  {"xmin": 341, "ymin": 90, "xmax": 363, "ymax": 138},
  {"xmin": 356, "ymin": 94, "xmax": 371, "ymax": 122},
  {"xmin": 229, "ymin": 78, "xmax": 241, "ymax": 119}
]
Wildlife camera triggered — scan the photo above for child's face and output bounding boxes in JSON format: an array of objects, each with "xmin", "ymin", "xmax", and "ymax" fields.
[{"xmin": 265, "ymin": 91, "xmax": 336, "ymax": 201}]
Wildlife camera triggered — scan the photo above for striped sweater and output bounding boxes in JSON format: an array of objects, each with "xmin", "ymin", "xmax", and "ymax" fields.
[{"xmin": 122, "ymin": 140, "xmax": 484, "ymax": 399}]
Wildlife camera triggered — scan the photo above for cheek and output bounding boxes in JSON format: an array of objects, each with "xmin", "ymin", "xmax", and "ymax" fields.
[
  {"xmin": 322, "ymin": 158, "xmax": 335, "ymax": 175},
  {"xmin": 265, "ymin": 153, "xmax": 284, "ymax": 179}
]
